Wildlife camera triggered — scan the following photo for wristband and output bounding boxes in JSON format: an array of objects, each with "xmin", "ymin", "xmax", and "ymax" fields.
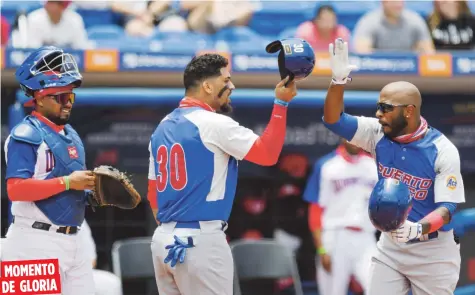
[
  {"xmin": 317, "ymin": 247, "xmax": 327, "ymax": 255},
  {"xmin": 274, "ymin": 98, "xmax": 289, "ymax": 107},
  {"xmin": 63, "ymin": 176, "xmax": 70, "ymax": 191}
]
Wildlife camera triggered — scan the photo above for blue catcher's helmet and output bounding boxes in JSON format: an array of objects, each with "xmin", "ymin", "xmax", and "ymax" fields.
[
  {"xmin": 265, "ymin": 38, "xmax": 315, "ymax": 84},
  {"xmin": 15, "ymin": 46, "xmax": 82, "ymax": 106},
  {"xmin": 368, "ymin": 178, "xmax": 413, "ymax": 232}
]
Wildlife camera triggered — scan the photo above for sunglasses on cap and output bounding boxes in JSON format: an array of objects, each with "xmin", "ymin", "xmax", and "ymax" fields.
[
  {"xmin": 376, "ymin": 102, "xmax": 414, "ymax": 113},
  {"xmin": 48, "ymin": 92, "xmax": 75, "ymax": 105}
]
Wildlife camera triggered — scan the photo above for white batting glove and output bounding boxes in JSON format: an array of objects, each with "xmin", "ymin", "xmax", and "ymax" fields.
[
  {"xmin": 329, "ymin": 38, "xmax": 358, "ymax": 84},
  {"xmin": 390, "ymin": 220, "xmax": 423, "ymax": 243}
]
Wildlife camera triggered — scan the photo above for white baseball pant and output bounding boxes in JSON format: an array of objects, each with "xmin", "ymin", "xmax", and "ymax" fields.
[
  {"xmin": 367, "ymin": 230, "xmax": 460, "ymax": 295},
  {"xmin": 150, "ymin": 221, "xmax": 233, "ymax": 295},
  {"xmin": 2, "ymin": 216, "xmax": 95, "ymax": 295}
]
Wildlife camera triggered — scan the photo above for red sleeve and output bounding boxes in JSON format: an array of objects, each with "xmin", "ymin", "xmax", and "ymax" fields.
[
  {"xmin": 309, "ymin": 203, "xmax": 323, "ymax": 232},
  {"xmin": 244, "ymin": 104, "xmax": 287, "ymax": 166},
  {"xmin": 1, "ymin": 16, "xmax": 10, "ymax": 46},
  {"xmin": 148, "ymin": 179, "xmax": 158, "ymax": 210},
  {"xmin": 7, "ymin": 178, "xmax": 66, "ymax": 201}
]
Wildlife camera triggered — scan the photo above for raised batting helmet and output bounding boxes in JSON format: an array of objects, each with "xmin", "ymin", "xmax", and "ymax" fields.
[
  {"xmin": 368, "ymin": 178, "xmax": 413, "ymax": 232},
  {"xmin": 15, "ymin": 46, "xmax": 82, "ymax": 106},
  {"xmin": 265, "ymin": 38, "xmax": 315, "ymax": 84}
]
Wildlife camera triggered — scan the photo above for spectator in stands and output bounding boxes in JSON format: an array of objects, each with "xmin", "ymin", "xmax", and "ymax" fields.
[
  {"xmin": 22, "ymin": 0, "xmax": 91, "ymax": 49},
  {"xmin": 295, "ymin": 4, "xmax": 351, "ymax": 52},
  {"xmin": 427, "ymin": 0, "xmax": 475, "ymax": 50},
  {"xmin": 1, "ymin": 15, "xmax": 10, "ymax": 46},
  {"xmin": 183, "ymin": 0, "xmax": 257, "ymax": 34},
  {"xmin": 352, "ymin": 0, "xmax": 435, "ymax": 54},
  {"xmin": 80, "ymin": 220, "xmax": 123, "ymax": 295},
  {"xmin": 111, "ymin": 0, "xmax": 188, "ymax": 37}
]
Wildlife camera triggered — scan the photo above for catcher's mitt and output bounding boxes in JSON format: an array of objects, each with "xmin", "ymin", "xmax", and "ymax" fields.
[{"xmin": 91, "ymin": 165, "xmax": 142, "ymax": 209}]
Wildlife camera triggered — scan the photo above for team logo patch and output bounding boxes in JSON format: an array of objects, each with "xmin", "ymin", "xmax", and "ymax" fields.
[
  {"xmin": 446, "ymin": 175, "xmax": 457, "ymax": 190},
  {"xmin": 283, "ymin": 44, "xmax": 292, "ymax": 55},
  {"xmin": 68, "ymin": 146, "xmax": 79, "ymax": 159}
]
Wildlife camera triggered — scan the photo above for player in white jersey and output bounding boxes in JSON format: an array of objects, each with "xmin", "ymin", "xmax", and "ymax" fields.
[
  {"xmin": 147, "ymin": 53, "xmax": 300, "ymax": 295},
  {"xmin": 3, "ymin": 46, "xmax": 97, "ymax": 295},
  {"xmin": 303, "ymin": 139, "xmax": 378, "ymax": 295},
  {"xmin": 322, "ymin": 38, "xmax": 465, "ymax": 295}
]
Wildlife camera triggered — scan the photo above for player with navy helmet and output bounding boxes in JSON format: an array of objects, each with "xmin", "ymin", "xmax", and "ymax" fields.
[
  {"xmin": 148, "ymin": 40, "xmax": 315, "ymax": 295},
  {"xmin": 3, "ymin": 46, "xmax": 97, "ymax": 295},
  {"xmin": 322, "ymin": 38, "xmax": 465, "ymax": 295}
]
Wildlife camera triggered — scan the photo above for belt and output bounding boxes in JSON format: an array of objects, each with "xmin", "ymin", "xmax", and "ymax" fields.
[
  {"xmin": 407, "ymin": 231, "xmax": 438, "ymax": 244},
  {"xmin": 12, "ymin": 216, "xmax": 79, "ymax": 235},
  {"xmin": 174, "ymin": 221, "xmax": 227, "ymax": 231}
]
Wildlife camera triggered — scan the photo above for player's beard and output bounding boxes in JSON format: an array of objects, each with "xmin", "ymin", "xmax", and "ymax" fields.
[
  {"xmin": 216, "ymin": 86, "xmax": 233, "ymax": 115},
  {"xmin": 386, "ymin": 111, "xmax": 408, "ymax": 138},
  {"xmin": 47, "ymin": 113, "xmax": 71, "ymax": 126}
]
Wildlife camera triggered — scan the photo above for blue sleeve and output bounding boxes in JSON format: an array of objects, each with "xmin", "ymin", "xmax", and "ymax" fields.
[
  {"xmin": 5, "ymin": 138, "xmax": 38, "ymax": 179},
  {"xmin": 437, "ymin": 202, "xmax": 457, "ymax": 217},
  {"xmin": 322, "ymin": 113, "xmax": 358, "ymax": 141},
  {"xmin": 303, "ymin": 159, "xmax": 326, "ymax": 204}
]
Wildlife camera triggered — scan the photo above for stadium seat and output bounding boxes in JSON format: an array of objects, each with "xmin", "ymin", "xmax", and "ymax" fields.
[
  {"xmin": 111, "ymin": 237, "xmax": 155, "ymax": 280},
  {"xmin": 87, "ymin": 25, "xmax": 124, "ymax": 41},
  {"xmin": 151, "ymin": 31, "xmax": 214, "ymax": 53},
  {"xmin": 230, "ymin": 239, "xmax": 304, "ymax": 295}
]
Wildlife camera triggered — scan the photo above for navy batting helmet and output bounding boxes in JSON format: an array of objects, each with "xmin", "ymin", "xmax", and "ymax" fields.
[
  {"xmin": 265, "ymin": 38, "xmax": 315, "ymax": 84},
  {"xmin": 368, "ymin": 178, "xmax": 413, "ymax": 232},
  {"xmin": 15, "ymin": 46, "xmax": 82, "ymax": 106}
]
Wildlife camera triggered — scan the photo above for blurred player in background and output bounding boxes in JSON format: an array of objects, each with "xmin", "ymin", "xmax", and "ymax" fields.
[
  {"xmin": 79, "ymin": 220, "xmax": 123, "ymax": 295},
  {"xmin": 3, "ymin": 46, "xmax": 96, "ymax": 294},
  {"xmin": 303, "ymin": 139, "xmax": 378, "ymax": 295},
  {"xmin": 323, "ymin": 38, "xmax": 464, "ymax": 295},
  {"xmin": 147, "ymin": 53, "xmax": 298, "ymax": 295}
]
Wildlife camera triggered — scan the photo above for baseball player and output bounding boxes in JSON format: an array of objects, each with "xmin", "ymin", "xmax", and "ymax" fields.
[
  {"xmin": 303, "ymin": 139, "xmax": 378, "ymax": 295},
  {"xmin": 147, "ymin": 53, "xmax": 298, "ymax": 295},
  {"xmin": 322, "ymin": 38, "xmax": 465, "ymax": 295},
  {"xmin": 3, "ymin": 46, "xmax": 96, "ymax": 295}
]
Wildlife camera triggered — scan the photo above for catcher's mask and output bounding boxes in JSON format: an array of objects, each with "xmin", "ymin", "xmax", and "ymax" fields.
[
  {"xmin": 265, "ymin": 38, "xmax": 315, "ymax": 85},
  {"xmin": 368, "ymin": 177, "xmax": 413, "ymax": 232},
  {"xmin": 15, "ymin": 46, "xmax": 82, "ymax": 107}
]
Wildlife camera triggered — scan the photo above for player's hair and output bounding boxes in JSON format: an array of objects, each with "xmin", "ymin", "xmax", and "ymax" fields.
[{"xmin": 183, "ymin": 54, "xmax": 229, "ymax": 91}]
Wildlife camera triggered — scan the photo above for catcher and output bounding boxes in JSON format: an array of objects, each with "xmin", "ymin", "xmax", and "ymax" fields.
[{"xmin": 3, "ymin": 46, "xmax": 140, "ymax": 295}]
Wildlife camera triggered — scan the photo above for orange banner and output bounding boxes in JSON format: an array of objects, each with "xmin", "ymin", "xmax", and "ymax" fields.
[
  {"xmin": 84, "ymin": 49, "xmax": 119, "ymax": 72},
  {"xmin": 1, "ymin": 259, "xmax": 61, "ymax": 295},
  {"xmin": 419, "ymin": 54, "xmax": 452, "ymax": 77},
  {"xmin": 312, "ymin": 52, "xmax": 332, "ymax": 76}
]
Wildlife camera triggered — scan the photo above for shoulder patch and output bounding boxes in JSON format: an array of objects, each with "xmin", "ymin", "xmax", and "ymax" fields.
[
  {"xmin": 445, "ymin": 175, "xmax": 458, "ymax": 190},
  {"xmin": 11, "ymin": 122, "xmax": 43, "ymax": 145}
]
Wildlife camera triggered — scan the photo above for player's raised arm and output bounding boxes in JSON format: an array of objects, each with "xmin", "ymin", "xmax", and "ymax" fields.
[{"xmin": 322, "ymin": 39, "xmax": 382, "ymax": 155}]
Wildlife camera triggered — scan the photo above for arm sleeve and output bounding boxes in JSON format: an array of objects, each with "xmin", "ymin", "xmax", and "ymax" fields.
[
  {"xmin": 322, "ymin": 113, "xmax": 383, "ymax": 155},
  {"xmin": 147, "ymin": 141, "xmax": 158, "ymax": 209},
  {"xmin": 433, "ymin": 137, "xmax": 465, "ymax": 203},
  {"xmin": 303, "ymin": 160, "xmax": 324, "ymax": 204}
]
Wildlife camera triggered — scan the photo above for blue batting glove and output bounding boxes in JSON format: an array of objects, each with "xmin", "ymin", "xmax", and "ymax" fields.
[{"xmin": 163, "ymin": 235, "xmax": 195, "ymax": 267}]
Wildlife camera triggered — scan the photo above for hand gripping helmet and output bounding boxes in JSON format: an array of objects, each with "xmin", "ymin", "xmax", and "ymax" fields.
[
  {"xmin": 265, "ymin": 38, "xmax": 315, "ymax": 84},
  {"xmin": 368, "ymin": 178, "xmax": 413, "ymax": 232},
  {"xmin": 15, "ymin": 46, "xmax": 82, "ymax": 107}
]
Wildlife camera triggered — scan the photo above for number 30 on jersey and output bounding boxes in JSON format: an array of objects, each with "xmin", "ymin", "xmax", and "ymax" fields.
[{"xmin": 155, "ymin": 144, "xmax": 188, "ymax": 192}]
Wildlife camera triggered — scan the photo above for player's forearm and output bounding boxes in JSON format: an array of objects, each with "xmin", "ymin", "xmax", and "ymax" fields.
[
  {"xmin": 323, "ymin": 83, "xmax": 345, "ymax": 124},
  {"xmin": 244, "ymin": 102, "xmax": 287, "ymax": 166},
  {"xmin": 419, "ymin": 206, "xmax": 452, "ymax": 235},
  {"xmin": 7, "ymin": 178, "xmax": 66, "ymax": 201}
]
